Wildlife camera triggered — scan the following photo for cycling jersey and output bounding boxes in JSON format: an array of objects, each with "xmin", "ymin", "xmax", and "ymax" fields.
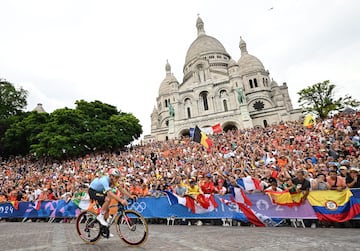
[{"xmin": 89, "ymin": 176, "xmax": 111, "ymax": 193}]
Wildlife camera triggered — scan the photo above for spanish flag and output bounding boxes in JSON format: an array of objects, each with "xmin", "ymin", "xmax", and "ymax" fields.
[
  {"xmin": 307, "ymin": 189, "xmax": 360, "ymax": 222},
  {"xmin": 193, "ymin": 125, "xmax": 213, "ymax": 149},
  {"xmin": 265, "ymin": 191, "xmax": 303, "ymax": 207},
  {"xmin": 303, "ymin": 113, "xmax": 316, "ymax": 128}
]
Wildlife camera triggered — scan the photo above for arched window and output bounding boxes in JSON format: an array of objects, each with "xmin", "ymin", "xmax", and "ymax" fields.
[
  {"xmin": 263, "ymin": 78, "xmax": 265, "ymax": 85},
  {"xmin": 165, "ymin": 99, "xmax": 168, "ymax": 107},
  {"xmin": 249, "ymin": 79, "xmax": 253, "ymax": 88},
  {"xmin": 187, "ymin": 107, "xmax": 191, "ymax": 118},
  {"xmin": 254, "ymin": 78, "xmax": 258, "ymax": 88},
  {"xmin": 263, "ymin": 120, "xmax": 268, "ymax": 128},
  {"xmin": 223, "ymin": 100, "xmax": 228, "ymax": 112},
  {"xmin": 220, "ymin": 90, "xmax": 227, "ymax": 98},
  {"xmin": 165, "ymin": 120, "xmax": 169, "ymax": 127},
  {"xmin": 200, "ymin": 92, "xmax": 209, "ymax": 111}
]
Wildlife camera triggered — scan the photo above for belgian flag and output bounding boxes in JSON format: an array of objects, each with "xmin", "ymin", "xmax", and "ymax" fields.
[{"xmin": 193, "ymin": 125, "xmax": 213, "ymax": 149}]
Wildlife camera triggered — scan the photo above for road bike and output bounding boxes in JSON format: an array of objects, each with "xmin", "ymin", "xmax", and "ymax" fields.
[{"xmin": 76, "ymin": 199, "xmax": 149, "ymax": 246}]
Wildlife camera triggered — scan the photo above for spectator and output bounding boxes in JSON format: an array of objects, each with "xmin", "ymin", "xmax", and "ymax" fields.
[
  {"xmin": 199, "ymin": 173, "xmax": 215, "ymax": 195},
  {"xmin": 346, "ymin": 167, "xmax": 360, "ymax": 188},
  {"xmin": 326, "ymin": 169, "xmax": 347, "ymax": 191},
  {"xmin": 292, "ymin": 170, "xmax": 310, "ymax": 203},
  {"xmin": 311, "ymin": 173, "xmax": 329, "ymax": 190},
  {"xmin": 339, "ymin": 166, "xmax": 349, "ymax": 178},
  {"xmin": 215, "ymin": 179, "xmax": 227, "ymax": 196},
  {"xmin": 174, "ymin": 180, "xmax": 186, "ymax": 197},
  {"xmin": 265, "ymin": 177, "xmax": 283, "ymax": 192}
]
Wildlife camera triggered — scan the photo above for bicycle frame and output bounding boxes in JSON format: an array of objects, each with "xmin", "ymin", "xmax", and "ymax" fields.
[{"xmin": 76, "ymin": 199, "xmax": 148, "ymax": 245}]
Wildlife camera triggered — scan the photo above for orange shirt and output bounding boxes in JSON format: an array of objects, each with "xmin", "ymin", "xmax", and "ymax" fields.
[
  {"xmin": 130, "ymin": 185, "xmax": 143, "ymax": 196},
  {"xmin": 0, "ymin": 195, "xmax": 7, "ymax": 202},
  {"xmin": 139, "ymin": 186, "xmax": 149, "ymax": 197},
  {"xmin": 277, "ymin": 158, "xmax": 288, "ymax": 168}
]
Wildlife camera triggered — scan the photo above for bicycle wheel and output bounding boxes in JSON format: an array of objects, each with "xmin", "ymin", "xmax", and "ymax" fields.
[
  {"xmin": 76, "ymin": 210, "xmax": 102, "ymax": 244},
  {"xmin": 115, "ymin": 209, "xmax": 149, "ymax": 246}
]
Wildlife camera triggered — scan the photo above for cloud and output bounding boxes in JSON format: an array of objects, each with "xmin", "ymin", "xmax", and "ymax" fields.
[{"xmin": 0, "ymin": 0, "xmax": 359, "ymax": 137}]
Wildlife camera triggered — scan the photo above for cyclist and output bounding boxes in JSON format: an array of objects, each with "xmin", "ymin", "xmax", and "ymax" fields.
[{"xmin": 88, "ymin": 168, "xmax": 135, "ymax": 226}]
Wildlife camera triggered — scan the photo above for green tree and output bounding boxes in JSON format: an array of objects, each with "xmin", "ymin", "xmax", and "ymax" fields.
[
  {"xmin": 297, "ymin": 80, "xmax": 360, "ymax": 119},
  {"xmin": 30, "ymin": 100, "xmax": 143, "ymax": 159},
  {"xmin": 2, "ymin": 112, "xmax": 49, "ymax": 156},
  {"xmin": 30, "ymin": 107, "xmax": 87, "ymax": 159},
  {"xmin": 0, "ymin": 79, "xmax": 28, "ymax": 119}
]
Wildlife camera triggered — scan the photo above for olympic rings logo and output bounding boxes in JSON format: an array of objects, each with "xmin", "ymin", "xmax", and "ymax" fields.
[{"xmin": 129, "ymin": 201, "xmax": 147, "ymax": 213}]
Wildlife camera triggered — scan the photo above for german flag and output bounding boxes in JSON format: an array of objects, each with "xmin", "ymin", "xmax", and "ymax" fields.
[{"xmin": 193, "ymin": 125, "xmax": 213, "ymax": 149}]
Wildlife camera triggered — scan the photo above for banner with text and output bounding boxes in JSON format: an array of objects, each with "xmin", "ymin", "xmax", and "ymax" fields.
[{"xmin": 1, "ymin": 190, "xmax": 360, "ymax": 222}]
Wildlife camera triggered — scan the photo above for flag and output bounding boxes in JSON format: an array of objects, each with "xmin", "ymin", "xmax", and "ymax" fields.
[
  {"xmin": 211, "ymin": 123, "xmax": 222, "ymax": 134},
  {"xmin": 33, "ymin": 200, "xmax": 42, "ymax": 210},
  {"xmin": 163, "ymin": 191, "xmax": 217, "ymax": 214},
  {"xmin": 228, "ymin": 187, "xmax": 262, "ymax": 224},
  {"xmin": 303, "ymin": 113, "xmax": 316, "ymax": 128},
  {"xmin": 72, "ymin": 191, "xmax": 92, "ymax": 210},
  {"xmin": 227, "ymin": 186, "xmax": 264, "ymax": 226},
  {"xmin": 307, "ymin": 189, "xmax": 360, "ymax": 222},
  {"xmin": 265, "ymin": 191, "xmax": 303, "ymax": 207},
  {"xmin": 231, "ymin": 187, "xmax": 252, "ymax": 206},
  {"xmin": 192, "ymin": 125, "xmax": 213, "ymax": 149},
  {"xmin": 72, "ymin": 199, "xmax": 91, "ymax": 210},
  {"xmin": 10, "ymin": 200, "xmax": 19, "ymax": 210},
  {"xmin": 189, "ymin": 127, "xmax": 195, "ymax": 138},
  {"xmin": 236, "ymin": 176, "xmax": 261, "ymax": 191}
]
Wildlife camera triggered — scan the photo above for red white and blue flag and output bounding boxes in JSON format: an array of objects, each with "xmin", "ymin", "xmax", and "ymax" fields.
[
  {"xmin": 236, "ymin": 176, "xmax": 261, "ymax": 191},
  {"xmin": 223, "ymin": 186, "xmax": 281, "ymax": 227},
  {"xmin": 163, "ymin": 191, "xmax": 218, "ymax": 214}
]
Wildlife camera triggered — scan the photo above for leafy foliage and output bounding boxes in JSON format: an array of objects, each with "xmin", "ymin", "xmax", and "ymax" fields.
[
  {"xmin": 2, "ymin": 112, "xmax": 49, "ymax": 156},
  {"xmin": 0, "ymin": 79, "xmax": 28, "ymax": 119},
  {"xmin": 1, "ymin": 98, "xmax": 143, "ymax": 159},
  {"xmin": 297, "ymin": 80, "xmax": 359, "ymax": 119}
]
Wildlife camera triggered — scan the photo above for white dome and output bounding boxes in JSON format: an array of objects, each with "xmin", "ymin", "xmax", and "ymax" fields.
[
  {"xmin": 184, "ymin": 16, "xmax": 229, "ymax": 67},
  {"xmin": 238, "ymin": 37, "xmax": 265, "ymax": 75},
  {"xmin": 185, "ymin": 34, "xmax": 228, "ymax": 65},
  {"xmin": 238, "ymin": 54, "xmax": 265, "ymax": 75},
  {"xmin": 158, "ymin": 75, "xmax": 178, "ymax": 96}
]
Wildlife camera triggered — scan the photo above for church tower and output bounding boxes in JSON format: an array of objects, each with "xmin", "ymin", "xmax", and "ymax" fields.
[{"xmin": 146, "ymin": 17, "xmax": 301, "ymax": 141}]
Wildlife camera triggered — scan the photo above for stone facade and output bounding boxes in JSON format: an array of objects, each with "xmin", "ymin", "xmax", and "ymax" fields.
[{"xmin": 147, "ymin": 16, "xmax": 301, "ymax": 141}]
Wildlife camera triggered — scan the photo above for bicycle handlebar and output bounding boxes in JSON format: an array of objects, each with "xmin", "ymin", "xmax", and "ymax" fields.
[{"xmin": 117, "ymin": 197, "xmax": 137, "ymax": 211}]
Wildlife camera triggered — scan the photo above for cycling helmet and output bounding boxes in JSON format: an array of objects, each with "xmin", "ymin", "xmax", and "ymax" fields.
[{"xmin": 109, "ymin": 168, "xmax": 121, "ymax": 177}]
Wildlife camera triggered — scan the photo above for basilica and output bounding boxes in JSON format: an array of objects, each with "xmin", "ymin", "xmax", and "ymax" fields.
[{"xmin": 147, "ymin": 16, "xmax": 302, "ymax": 141}]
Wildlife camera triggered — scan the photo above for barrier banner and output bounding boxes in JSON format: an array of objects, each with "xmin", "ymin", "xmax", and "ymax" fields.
[
  {"xmin": 249, "ymin": 193, "xmax": 316, "ymax": 219},
  {"xmin": 0, "ymin": 200, "xmax": 79, "ymax": 218},
  {"xmin": 1, "ymin": 190, "xmax": 359, "ymax": 222}
]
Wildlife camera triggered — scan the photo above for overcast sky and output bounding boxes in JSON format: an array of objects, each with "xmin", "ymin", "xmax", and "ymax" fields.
[{"xmin": 1, "ymin": 0, "xmax": 359, "ymax": 137}]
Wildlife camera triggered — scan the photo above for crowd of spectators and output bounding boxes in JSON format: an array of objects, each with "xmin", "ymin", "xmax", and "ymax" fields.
[{"xmin": 0, "ymin": 112, "xmax": 359, "ymax": 217}]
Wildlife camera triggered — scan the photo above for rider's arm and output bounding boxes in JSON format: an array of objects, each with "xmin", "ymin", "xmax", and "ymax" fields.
[{"xmin": 105, "ymin": 190, "xmax": 128, "ymax": 205}]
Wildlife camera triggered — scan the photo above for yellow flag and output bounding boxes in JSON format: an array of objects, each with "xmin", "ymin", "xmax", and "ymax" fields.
[{"xmin": 303, "ymin": 114, "xmax": 316, "ymax": 128}]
